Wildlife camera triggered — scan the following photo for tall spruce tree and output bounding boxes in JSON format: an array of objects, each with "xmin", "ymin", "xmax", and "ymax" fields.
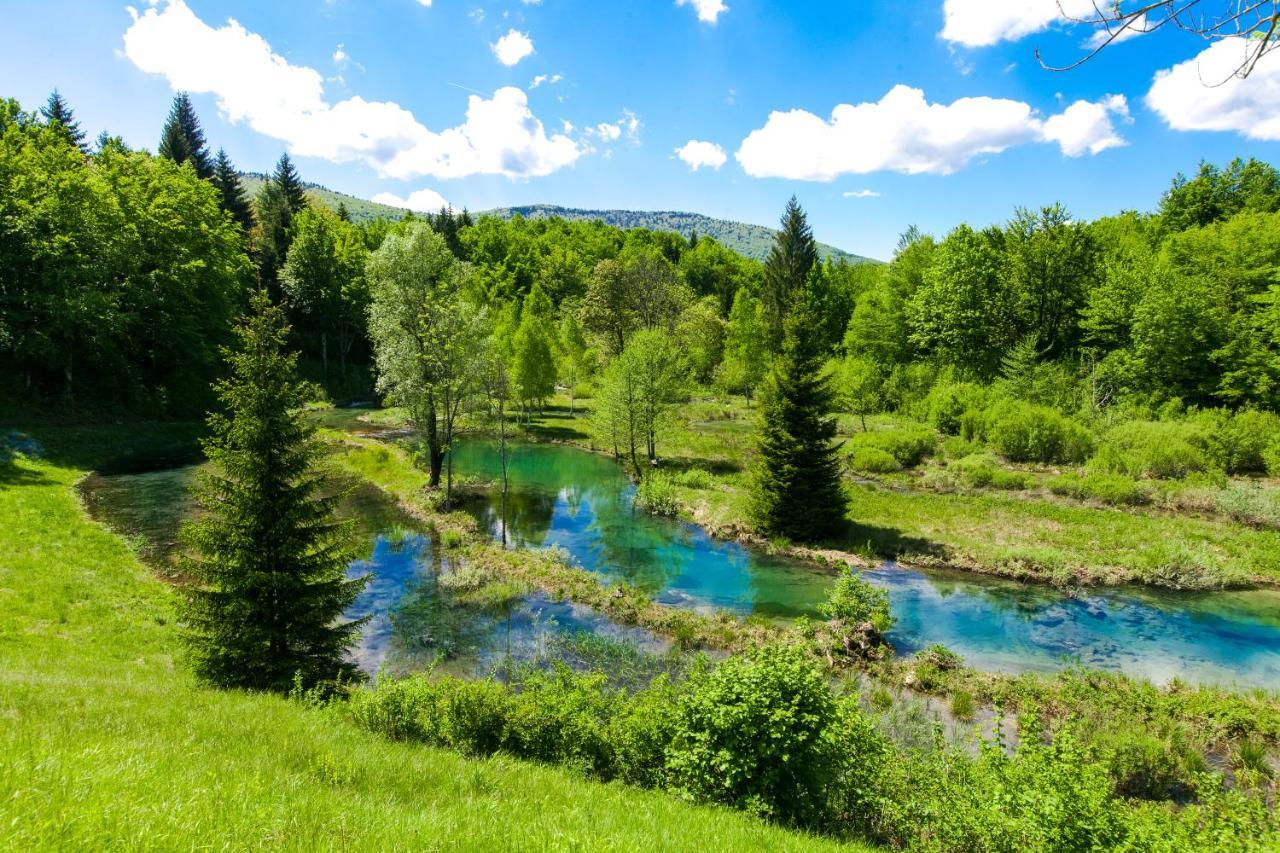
[
  {"xmin": 159, "ymin": 92, "xmax": 213, "ymax": 179},
  {"xmin": 336, "ymin": 201, "xmax": 351, "ymax": 222},
  {"xmin": 41, "ymin": 89, "xmax": 86, "ymax": 152},
  {"xmin": 273, "ymin": 152, "xmax": 307, "ymax": 214},
  {"xmin": 750, "ymin": 288, "xmax": 847, "ymax": 541},
  {"xmin": 761, "ymin": 196, "xmax": 818, "ymax": 351},
  {"xmin": 211, "ymin": 148, "xmax": 254, "ymax": 230},
  {"xmin": 180, "ymin": 294, "xmax": 367, "ymax": 691}
]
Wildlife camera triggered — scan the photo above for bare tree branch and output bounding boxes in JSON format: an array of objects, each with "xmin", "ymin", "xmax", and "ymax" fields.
[{"xmin": 1038, "ymin": 1, "xmax": 1280, "ymax": 81}]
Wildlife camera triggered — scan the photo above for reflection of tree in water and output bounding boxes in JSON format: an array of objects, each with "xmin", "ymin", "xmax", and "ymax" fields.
[
  {"xmin": 588, "ymin": 496, "xmax": 692, "ymax": 596},
  {"xmin": 916, "ymin": 569, "xmax": 1069, "ymax": 622},
  {"xmin": 389, "ymin": 551, "xmax": 495, "ymax": 666}
]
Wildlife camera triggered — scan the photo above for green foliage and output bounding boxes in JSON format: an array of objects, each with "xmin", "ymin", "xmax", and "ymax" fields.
[
  {"xmin": 848, "ymin": 446, "xmax": 901, "ymax": 474},
  {"xmin": 818, "ymin": 569, "xmax": 892, "ymax": 633},
  {"xmin": 1048, "ymin": 471, "xmax": 1151, "ymax": 506},
  {"xmin": 667, "ymin": 644, "xmax": 838, "ymax": 826},
  {"xmin": 922, "ymin": 379, "xmax": 987, "ymax": 435},
  {"xmin": 635, "ymin": 470, "xmax": 680, "ymax": 517},
  {"xmin": 952, "ymin": 453, "xmax": 1032, "ymax": 490},
  {"xmin": 180, "ymin": 296, "xmax": 367, "ymax": 691},
  {"xmin": 751, "ymin": 291, "xmax": 847, "ymax": 541},
  {"xmin": 949, "ymin": 690, "xmax": 976, "ymax": 721},
  {"xmin": 593, "ymin": 329, "xmax": 688, "ymax": 471},
  {"xmin": 716, "ymin": 289, "xmax": 768, "ymax": 400},
  {"xmin": 761, "ymin": 196, "xmax": 819, "ymax": 350},
  {"xmin": 1089, "ymin": 419, "xmax": 1217, "ymax": 480},
  {"xmin": 157, "ymin": 92, "xmax": 212, "ymax": 179},
  {"xmin": 979, "ymin": 400, "xmax": 1095, "ymax": 464},
  {"xmin": 847, "ymin": 425, "xmax": 937, "ymax": 468}
]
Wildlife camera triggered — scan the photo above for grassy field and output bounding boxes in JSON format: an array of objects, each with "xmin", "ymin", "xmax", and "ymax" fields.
[
  {"xmin": 454, "ymin": 394, "xmax": 1280, "ymax": 590},
  {"xmin": 0, "ymin": 424, "xmax": 863, "ymax": 851}
]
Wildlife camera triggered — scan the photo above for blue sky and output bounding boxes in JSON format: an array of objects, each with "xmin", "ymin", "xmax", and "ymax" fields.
[{"xmin": 4, "ymin": 0, "xmax": 1279, "ymax": 259}]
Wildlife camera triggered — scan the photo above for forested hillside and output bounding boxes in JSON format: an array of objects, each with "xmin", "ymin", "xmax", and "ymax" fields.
[{"xmin": 487, "ymin": 204, "xmax": 875, "ymax": 264}]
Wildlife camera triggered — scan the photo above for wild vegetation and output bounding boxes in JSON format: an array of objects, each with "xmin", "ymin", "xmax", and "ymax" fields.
[{"xmin": 3, "ymin": 87, "xmax": 1280, "ymax": 849}]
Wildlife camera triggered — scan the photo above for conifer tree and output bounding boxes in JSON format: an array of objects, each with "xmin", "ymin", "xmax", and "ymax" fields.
[
  {"xmin": 41, "ymin": 89, "xmax": 86, "ymax": 151},
  {"xmin": 181, "ymin": 294, "xmax": 367, "ymax": 691},
  {"xmin": 750, "ymin": 289, "xmax": 847, "ymax": 541},
  {"xmin": 211, "ymin": 148, "xmax": 253, "ymax": 230},
  {"xmin": 273, "ymin": 152, "xmax": 307, "ymax": 214},
  {"xmin": 761, "ymin": 196, "xmax": 818, "ymax": 351},
  {"xmin": 336, "ymin": 201, "xmax": 351, "ymax": 222},
  {"xmin": 158, "ymin": 92, "xmax": 213, "ymax": 179}
]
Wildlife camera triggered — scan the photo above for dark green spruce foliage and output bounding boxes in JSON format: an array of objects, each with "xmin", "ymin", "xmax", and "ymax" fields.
[
  {"xmin": 181, "ymin": 295, "xmax": 367, "ymax": 691},
  {"xmin": 273, "ymin": 152, "xmax": 308, "ymax": 214},
  {"xmin": 158, "ymin": 92, "xmax": 213, "ymax": 179},
  {"xmin": 761, "ymin": 196, "xmax": 818, "ymax": 350},
  {"xmin": 752, "ymin": 290, "xmax": 847, "ymax": 540},
  {"xmin": 40, "ymin": 89, "xmax": 85, "ymax": 151},
  {"xmin": 211, "ymin": 148, "xmax": 253, "ymax": 229}
]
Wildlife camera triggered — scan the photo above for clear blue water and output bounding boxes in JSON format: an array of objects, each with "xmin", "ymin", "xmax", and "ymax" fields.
[{"xmin": 450, "ymin": 437, "xmax": 1280, "ymax": 690}]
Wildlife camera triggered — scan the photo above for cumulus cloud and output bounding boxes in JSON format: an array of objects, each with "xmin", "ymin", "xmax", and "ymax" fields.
[
  {"xmin": 842, "ymin": 189, "xmax": 879, "ymax": 198},
  {"xmin": 372, "ymin": 188, "xmax": 451, "ymax": 212},
  {"xmin": 122, "ymin": 1, "xmax": 580, "ymax": 179},
  {"xmin": 735, "ymin": 85, "xmax": 1127, "ymax": 180},
  {"xmin": 1147, "ymin": 37, "xmax": 1280, "ymax": 140},
  {"xmin": 1042, "ymin": 94, "xmax": 1129, "ymax": 156},
  {"xmin": 530, "ymin": 73, "xmax": 562, "ymax": 88},
  {"xmin": 674, "ymin": 140, "xmax": 727, "ymax": 170},
  {"xmin": 584, "ymin": 110, "xmax": 641, "ymax": 145},
  {"xmin": 942, "ymin": 0, "xmax": 1108, "ymax": 47},
  {"xmin": 677, "ymin": 0, "xmax": 727, "ymax": 24},
  {"xmin": 492, "ymin": 29, "xmax": 534, "ymax": 66}
]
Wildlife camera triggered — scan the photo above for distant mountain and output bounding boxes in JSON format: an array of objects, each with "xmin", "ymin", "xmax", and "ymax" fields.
[
  {"xmin": 239, "ymin": 176, "xmax": 879, "ymax": 264},
  {"xmin": 487, "ymin": 204, "xmax": 877, "ymax": 264}
]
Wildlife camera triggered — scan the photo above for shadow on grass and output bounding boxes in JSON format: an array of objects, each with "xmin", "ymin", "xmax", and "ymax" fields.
[
  {"xmin": 833, "ymin": 519, "xmax": 947, "ymax": 562},
  {"xmin": 7, "ymin": 421, "xmax": 206, "ymax": 475},
  {"xmin": 0, "ymin": 448, "xmax": 53, "ymax": 486}
]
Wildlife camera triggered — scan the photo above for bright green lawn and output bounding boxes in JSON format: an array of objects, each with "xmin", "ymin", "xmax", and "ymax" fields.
[{"xmin": 0, "ymin": 428, "xmax": 861, "ymax": 851}]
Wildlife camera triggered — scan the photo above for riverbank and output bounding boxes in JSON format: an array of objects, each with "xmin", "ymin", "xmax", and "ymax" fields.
[
  {"xmin": 412, "ymin": 394, "xmax": 1280, "ymax": 592},
  {"xmin": 0, "ymin": 421, "xmax": 861, "ymax": 851}
]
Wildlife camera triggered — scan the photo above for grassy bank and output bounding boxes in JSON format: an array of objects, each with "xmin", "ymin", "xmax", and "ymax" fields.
[{"xmin": 0, "ymin": 424, "xmax": 860, "ymax": 851}]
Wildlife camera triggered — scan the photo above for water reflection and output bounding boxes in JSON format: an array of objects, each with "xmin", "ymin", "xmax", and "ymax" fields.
[{"xmin": 448, "ymin": 437, "xmax": 1280, "ymax": 689}]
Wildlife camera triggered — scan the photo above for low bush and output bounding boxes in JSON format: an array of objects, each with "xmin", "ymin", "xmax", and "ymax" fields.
[
  {"xmin": 673, "ymin": 468, "xmax": 714, "ymax": 489},
  {"xmin": 848, "ymin": 446, "xmax": 901, "ymax": 474},
  {"xmin": 667, "ymin": 644, "xmax": 838, "ymax": 826},
  {"xmin": 847, "ymin": 426, "xmax": 937, "ymax": 468},
  {"xmin": 1214, "ymin": 409, "xmax": 1280, "ymax": 475},
  {"xmin": 1047, "ymin": 472, "xmax": 1152, "ymax": 506},
  {"xmin": 818, "ymin": 569, "xmax": 893, "ymax": 633},
  {"xmin": 635, "ymin": 471, "xmax": 680, "ymax": 516},
  {"xmin": 981, "ymin": 400, "xmax": 1095, "ymax": 464},
  {"xmin": 1089, "ymin": 420, "xmax": 1217, "ymax": 480},
  {"xmin": 922, "ymin": 381, "xmax": 987, "ymax": 435},
  {"xmin": 952, "ymin": 453, "xmax": 1032, "ymax": 490}
]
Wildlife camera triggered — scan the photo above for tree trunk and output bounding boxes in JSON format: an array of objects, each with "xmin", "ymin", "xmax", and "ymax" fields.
[{"xmin": 321, "ymin": 332, "xmax": 329, "ymax": 383}]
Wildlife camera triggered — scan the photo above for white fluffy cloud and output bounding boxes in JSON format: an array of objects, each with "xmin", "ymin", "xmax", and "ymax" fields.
[
  {"xmin": 674, "ymin": 140, "xmax": 727, "ymax": 170},
  {"xmin": 677, "ymin": 0, "xmax": 727, "ymax": 24},
  {"xmin": 372, "ymin": 188, "xmax": 450, "ymax": 212},
  {"xmin": 842, "ymin": 189, "xmax": 879, "ymax": 198},
  {"xmin": 491, "ymin": 29, "xmax": 534, "ymax": 66},
  {"xmin": 1042, "ymin": 94, "xmax": 1129, "ymax": 156},
  {"xmin": 1147, "ymin": 37, "xmax": 1280, "ymax": 140},
  {"xmin": 941, "ymin": 0, "xmax": 1105, "ymax": 47},
  {"xmin": 123, "ymin": 1, "xmax": 580, "ymax": 179},
  {"xmin": 530, "ymin": 73, "xmax": 562, "ymax": 89},
  {"xmin": 735, "ymin": 85, "xmax": 1127, "ymax": 180}
]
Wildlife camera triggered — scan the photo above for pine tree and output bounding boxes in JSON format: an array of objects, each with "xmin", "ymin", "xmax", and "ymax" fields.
[
  {"xmin": 750, "ymin": 289, "xmax": 847, "ymax": 541},
  {"xmin": 273, "ymin": 152, "xmax": 307, "ymax": 214},
  {"xmin": 158, "ymin": 92, "xmax": 213, "ymax": 179},
  {"xmin": 761, "ymin": 196, "xmax": 818, "ymax": 351},
  {"xmin": 211, "ymin": 148, "xmax": 253, "ymax": 230},
  {"xmin": 41, "ymin": 89, "xmax": 86, "ymax": 151},
  {"xmin": 181, "ymin": 294, "xmax": 367, "ymax": 691},
  {"xmin": 336, "ymin": 201, "xmax": 351, "ymax": 222}
]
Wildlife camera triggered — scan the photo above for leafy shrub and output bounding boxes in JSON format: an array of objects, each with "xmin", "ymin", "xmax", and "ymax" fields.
[
  {"xmin": 849, "ymin": 446, "xmax": 901, "ymax": 474},
  {"xmin": 506, "ymin": 666, "xmax": 618, "ymax": 776},
  {"xmin": 982, "ymin": 400, "xmax": 1095, "ymax": 464},
  {"xmin": 635, "ymin": 471, "xmax": 680, "ymax": 516},
  {"xmin": 923, "ymin": 381, "xmax": 987, "ymax": 435},
  {"xmin": 607, "ymin": 675, "xmax": 680, "ymax": 788},
  {"xmin": 667, "ymin": 644, "xmax": 838, "ymax": 826},
  {"xmin": 818, "ymin": 568, "xmax": 893, "ymax": 632},
  {"xmin": 1089, "ymin": 420, "xmax": 1218, "ymax": 480},
  {"xmin": 952, "ymin": 453, "xmax": 1031, "ymax": 490},
  {"xmin": 436, "ymin": 678, "xmax": 513, "ymax": 755},
  {"xmin": 827, "ymin": 696, "xmax": 891, "ymax": 837},
  {"xmin": 1095, "ymin": 728, "xmax": 1188, "ymax": 800},
  {"xmin": 1048, "ymin": 472, "xmax": 1152, "ymax": 506},
  {"xmin": 673, "ymin": 468, "xmax": 714, "ymax": 489},
  {"xmin": 848, "ymin": 426, "xmax": 937, "ymax": 468},
  {"xmin": 1266, "ymin": 436, "xmax": 1280, "ymax": 477},
  {"xmin": 1217, "ymin": 409, "xmax": 1280, "ymax": 475}
]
